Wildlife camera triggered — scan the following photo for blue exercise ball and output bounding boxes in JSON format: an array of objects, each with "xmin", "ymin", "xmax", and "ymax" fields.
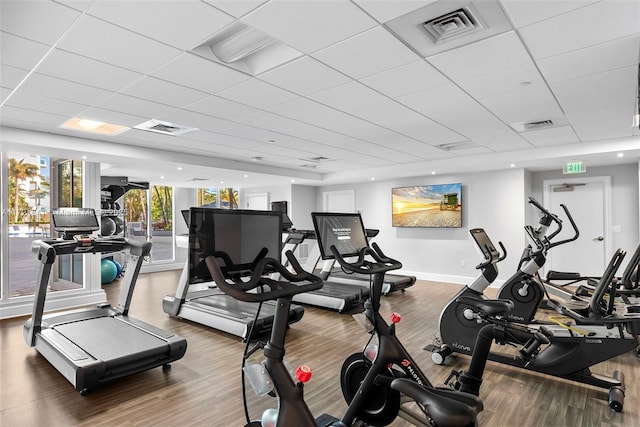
[
  {"xmin": 101, "ymin": 259, "xmax": 118, "ymax": 284},
  {"xmin": 112, "ymin": 260, "xmax": 123, "ymax": 277}
]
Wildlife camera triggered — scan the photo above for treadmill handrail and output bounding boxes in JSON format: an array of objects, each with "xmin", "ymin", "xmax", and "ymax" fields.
[
  {"xmin": 205, "ymin": 250, "xmax": 323, "ymax": 303},
  {"xmin": 26, "ymin": 237, "xmax": 152, "ymax": 346},
  {"xmin": 330, "ymin": 242, "xmax": 402, "ymax": 275}
]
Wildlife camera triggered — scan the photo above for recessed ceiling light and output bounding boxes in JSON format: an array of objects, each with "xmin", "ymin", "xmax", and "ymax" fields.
[
  {"xmin": 617, "ymin": 152, "xmax": 624, "ymax": 158},
  {"xmin": 81, "ymin": 155, "xmax": 88, "ymax": 160},
  {"xmin": 510, "ymin": 163, "xmax": 515, "ymax": 168},
  {"xmin": 291, "ymin": 179, "xmax": 295, "ymax": 183},
  {"xmin": 370, "ymin": 177, "xmax": 375, "ymax": 181},
  {"xmin": 60, "ymin": 117, "xmax": 129, "ymax": 136},
  {"xmin": 177, "ymin": 166, "xmax": 183, "ymax": 171},
  {"xmin": 244, "ymin": 174, "xmax": 248, "ymax": 178},
  {"xmin": 220, "ymin": 181, "xmax": 224, "ymax": 185},
  {"xmin": 431, "ymin": 171, "xmax": 436, "ymax": 175},
  {"xmin": 160, "ymin": 176, "xmax": 165, "ymax": 179}
]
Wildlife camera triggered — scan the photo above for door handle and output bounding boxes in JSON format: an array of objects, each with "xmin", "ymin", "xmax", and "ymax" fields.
[{"xmin": 594, "ymin": 236, "xmax": 604, "ymax": 241}]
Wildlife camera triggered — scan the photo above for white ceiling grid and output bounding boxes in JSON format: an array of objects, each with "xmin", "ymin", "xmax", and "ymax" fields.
[{"xmin": 0, "ymin": 0, "xmax": 638, "ymax": 188}]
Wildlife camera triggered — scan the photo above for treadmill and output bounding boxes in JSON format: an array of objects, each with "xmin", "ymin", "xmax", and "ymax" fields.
[
  {"xmin": 319, "ymin": 228, "xmax": 416, "ymax": 294},
  {"xmin": 163, "ymin": 208, "xmax": 305, "ymax": 340},
  {"xmin": 283, "ymin": 229, "xmax": 369, "ymax": 312},
  {"xmin": 24, "ymin": 208, "xmax": 187, "ymax": 395}
]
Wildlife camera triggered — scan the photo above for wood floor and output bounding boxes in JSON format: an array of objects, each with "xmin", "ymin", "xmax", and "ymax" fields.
[{"xmin": 1, "ymin": 270, "xmax": 639, "ymax": 427}]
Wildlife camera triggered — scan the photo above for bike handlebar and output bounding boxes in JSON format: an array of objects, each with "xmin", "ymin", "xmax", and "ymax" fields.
[
  {"xmin": 204, "ymin": 250, "xmax": 323, "ymax": 303},
  {"xmin": 475, "ymin": 241, "xmax": 507, "ymax": 270},
  {"xmin": 330, "ymin": 242, "xmax": 403, "ymax": 275},
  {"xmin": 527, "ymin": 197, "xmax": 580, "ymax": 253}
]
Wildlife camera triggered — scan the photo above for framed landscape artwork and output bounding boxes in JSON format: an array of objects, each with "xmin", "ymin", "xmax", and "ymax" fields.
[{"xmin": 392, "ymin": 183, "xmax": 462, "ymax": 228}]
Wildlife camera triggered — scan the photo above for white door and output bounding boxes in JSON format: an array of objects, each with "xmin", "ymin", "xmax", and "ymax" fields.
[
  {"xmin": 246, "ymin": 193, "xmax": 269, "ymax": 210},
  {"xmin": 544, "ymin": 178, "xmax": 610, "ymax": 276},
  {"xmin": 323, "ymin": 190, "xmax": 355, "ymax": 212}
]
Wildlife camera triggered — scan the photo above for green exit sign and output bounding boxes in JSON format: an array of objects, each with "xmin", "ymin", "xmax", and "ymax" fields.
[{"xmin": 563, "ymin": 160, "xmax": 586, "ymax": 174}]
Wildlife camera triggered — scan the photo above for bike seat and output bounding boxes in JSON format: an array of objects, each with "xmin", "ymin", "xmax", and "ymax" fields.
[
  {"xmin": 390, "ymin": 379, "xmax": 482, "ymax": 427},
  {"xmin": 546, "ymin": 270, "xmax": 582, "ymax": 281},
  {"xmin": 456, "ymin": 296, "xmax": 514, "ymax": 316}
]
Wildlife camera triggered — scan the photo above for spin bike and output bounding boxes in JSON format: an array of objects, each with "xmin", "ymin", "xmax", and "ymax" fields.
[
  {"xmin": 429, "ymin": 229, "xmax": 640, "ymax": 411},
  {"xmin": 207, "ymin": 246, "xmax": 483, "ymax": 426}
]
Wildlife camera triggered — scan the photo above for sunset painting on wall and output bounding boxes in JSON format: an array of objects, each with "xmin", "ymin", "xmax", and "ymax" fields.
[{"xmin": 392, "ymin": 183, "xmax": 462, "ymax": 228}]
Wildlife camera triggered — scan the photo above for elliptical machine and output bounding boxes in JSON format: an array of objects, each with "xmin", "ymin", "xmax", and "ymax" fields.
[
  {"xmin": 428, "ymin": 228, "xmax": 640, "ymax": 411},
  {"xmin": 494, "ymin": 197, "xmax": 580, "ymax": 323}
]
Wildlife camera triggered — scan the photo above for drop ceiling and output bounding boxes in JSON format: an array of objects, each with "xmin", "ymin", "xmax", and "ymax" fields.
[{"xmin": 1, "ymin": 0, "xmax": 639, "ymax": 188}]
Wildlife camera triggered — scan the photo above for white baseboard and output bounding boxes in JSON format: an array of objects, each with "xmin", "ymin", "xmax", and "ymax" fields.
[
  {"xmin": 0, "ymin": 289, "xmax": 107, "ymax": 319},
  {"xmin": 398, "ymin": 270, "xmax": 505, "ymax": 288}
]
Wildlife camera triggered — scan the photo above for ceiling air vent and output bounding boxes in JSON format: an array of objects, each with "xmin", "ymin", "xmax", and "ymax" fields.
[
  {"xmin": 134, "ymin": 119, "xmax": 198, "ymax": 136},
  {"xmin": 422, "ymin": 8, "xmax": 482, "ymax": 44},
  {"xmin": 510, "ymin": 119, "xmax": 557, "ymax": 132},
  {"xmin": 187, "ymin": 178, "xmax": 209, "ymax": 182},
  {"xmin": 437, "ymin": 141, "xmax": 478, "ymax": 151}
]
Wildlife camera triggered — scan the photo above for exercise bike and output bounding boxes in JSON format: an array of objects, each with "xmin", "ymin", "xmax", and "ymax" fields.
[
  {"xmin": 208, "ymin": 210, "xmax": 483, "ymax": 427},
  {"xmin": 428, "ymin": 228, "xmax": 640, "ymax": 411}
]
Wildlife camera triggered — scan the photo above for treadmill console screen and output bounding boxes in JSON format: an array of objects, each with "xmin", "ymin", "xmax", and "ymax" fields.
[
  {"xmin": 311, "ymin": 212, "xmax": 368, "ymax": 260},
  {"xmin": 51, "ymin": 208, "xmax": 100, "ymax": 233},
  {"xmin": 469, "ymin": 228, "xmax": 499, "ymax": 261},
  {"xmin": 188, "ymin": 208, "xmax": 282, "ymax": 284}
]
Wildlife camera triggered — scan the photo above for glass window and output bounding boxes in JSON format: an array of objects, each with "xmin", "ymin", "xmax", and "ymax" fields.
[
  {"xmin": 219, "ymin": 187, "xmax": 239, "ymax": 209},
  {"xmin": 6, "ymin": 153, "xmax": 58, "ymax": 297},
  {"xmin": 150, "ymin": 185, "xmax": 173, "ymax": 261},
  {"xmin": 124, "ymin": 188, "xmax": 149, "ymax": 242},
  {"xmin": 197, "ymin": 187, "xmax": 217, "ymax": 207}
]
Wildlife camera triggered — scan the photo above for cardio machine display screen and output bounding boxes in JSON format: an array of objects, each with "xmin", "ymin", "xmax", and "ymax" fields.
[
  {"xmin": 51, "ymin": 208, "xmax": 100, "ymax": 232},
  {"xmin": 188, "ymin": 208, "xmax": 282, "ymax": 284},
  {"xmin": 311, "ymin": 212, "xmax": 368, "ymax": 260},
  {"xmin": 469, "ymin": 228, "xmax": 499, "ymax": 261}
]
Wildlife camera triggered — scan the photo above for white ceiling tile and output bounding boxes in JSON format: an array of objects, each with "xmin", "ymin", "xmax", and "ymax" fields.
[
  {"xmin": 310, "ymin": 81, "xmax": 405, "ymax": 123},
  {"xmin": 58, "ymin": 16, "xmax": 181, "ymax": 73},
  {"xmin": 360, "ymin": 60, "xmax": 450, "ymax": 98},
  {"xmin": 0, "ymin": 87, "xmax": 12, "ymax": 104},
  {"xmin": 98, "ymin": 94, "xmax": 178, "ymax": 120},
  {"xmin": 0, "ymin": 65, "xmax": 29, "ymax": 89},
  {"xmin": 76, "ymin": 107, "xmax": 145, "ymax": 127},
  {"xmin": 157, "ymin": 109, "xmax": 226, "ymax": 133},
  {"xmin": 481, "ymin": 83, "xmax": 566, "ymax": 124},
  {"xmin": 397, "ymin": 84, "xmax": 525, "ymax": 146},
  {"xmin": 353, "ymin": 0, "xmax": 436, "ymax": 23},
  {"xmin": 87, "ymin": 1, "xmax": 234, "ymax": 50},
  {"xmin": 377, "ymin": 113, "xmax": 467, "ymax": 146},
  {"xmin": 259, "ymin": 56, "xmax": 352, "ymax": 96},
  {"xmin": 0, "ymin": 32, "xmax": 50, "ymax": 70},
  {"xmin": 268, "ymin": 97, "xmax": 371, "ymax": 135},
  {"xmin": 519, "ymin": 0, "xmax": 640, "ymax": 59},
  {"xmin": 37, "ymin": 49, "xmax": 143, "ymax": 92},
  {"xmin": 519, "ymin": 125, "xmax": 580, "ymax": 147},
  {"xmin": 571, "ymin": 116, "xmax": 635, "ymax": 141},
  {"xmin": 152, "ymin": 53, "xmax": 251, "ymax": 94},
  {"xmin": 5, "ymin": 91, "xmax": 88, "ymax": 117},
  {"xmin": 122, "ymin": 77, "xmax": 209, "ymax": 107},
  {"xmin": 313, "ymin": 26, "xmax": 419, "ymax": 79},
  {"xmin": 0, "ymin": 0, "xmax": 80, "ymax": 45},
  {"xmin": 427, "ymin": 31, "xmax": 531, "ymax": 81},
  {"xmin": 185, "ymin": 95, "xmax": 260, "ymax": 120},
  {"xmin": 537, "ymin": 35, "xmax": 640, "ymax": 83},
  {"xmin": 500, "ymin": 0, "xmax": 599, "ymax": 28},
  {"xmin": 0, "ymin": 104, "xmax": 69, "ymax": 127},
  {"xmin": 551, "ymin": 65, "xmax": 637, "ymax": 117},
  {"xmin": 53, "ymin": 1, "xmax": 95, "ymax": 12},
  {"xmin": 203, "ymin": 0, "xmax": 268, "ymax": 18},
  {"xmin": 19, "ymin": 73, "xmax": 114, "ymax": 105},
  {"xmin": 241, "ymin": 0, "xmax": 378, "ymax": 54},
  {"xmin": 216, "ymin": 79, "xmax": 299, "ymax": 109},
  {"xmin": 456, "ymin": 62, "xmax": 545, "ymax": 100}
]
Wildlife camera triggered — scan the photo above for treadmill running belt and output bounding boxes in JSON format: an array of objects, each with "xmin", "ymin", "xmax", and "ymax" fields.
[{"xmin": 54, "ymin": 317, "xmax": 169, "ymax": 363}]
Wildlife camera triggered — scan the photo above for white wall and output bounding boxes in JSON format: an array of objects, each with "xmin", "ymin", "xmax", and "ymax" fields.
[
  {"xmin": 241, "ymin": 184, "xmax": 291, "ymax": 210},
  {"xmin": 291, "ymin": 184, "xmax": 317, "ymax": 230},
  {"xmin": 314, "ymin": 169, "xmax": 527, "ymax": 283}
]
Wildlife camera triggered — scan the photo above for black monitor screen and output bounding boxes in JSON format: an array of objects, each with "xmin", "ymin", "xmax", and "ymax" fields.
[
  {"xmin": 181, "ymin": 209, "xmax": 190, "ymax": 227},
  {"xmin": 188, "ymin": 208, "xmax": 282, "ymax": 284},
  {"xmin": 469, "ymin": 228, "xmax": 499, "ymax": 261},
  {"xmin": 311, "ymin": 212, "xmax": 368, "ymax": 260},
  {"xmin": 51, "ymin": 208, "xmax": 100, "ymax": 232}
]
